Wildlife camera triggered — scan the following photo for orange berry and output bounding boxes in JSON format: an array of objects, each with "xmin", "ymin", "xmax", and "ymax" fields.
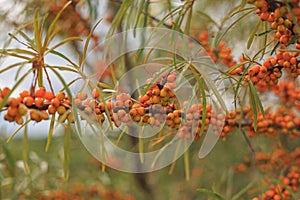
[
  {"xmin": 160, "ymin": 88, "xmax": 168, "ymax": 98},
  {"xmin": 92, "ymin": 89, "xmax": 99, "ymax": 99},
  {"xmin": 23, "ymin": 96, "xmax": 34, "ymax": 107},
  {"xmin": 282, "ymin": 52, "xmax": 291, "ymax": 61},
  {"xmin": 20, "ymin": 90, "xmax": 30, "ymax": 99},
  {"xmin": 34, "ymin": 87, "xmax": 46, "ymax": 98},
  {"xmin": 50, "ymin": 98, "xmax": 60, "ymax": 108},
  {"xmin": 48, "ymin": 105, "xmax": 56, "ymax": 114},
  {"xmin": 129, "ymin": 108, "xmax": 137, "ymax": 116},
  {"xmin": 137, "ymin": 107, "xmax": 146, "ymax": 116},
  {"xmin": 7, "ymin": 98, "xmax": 19, "ymax": 107},
  {"xmin": 30, "ymin": 110, "xmax": 41, "ymax": 122},
  {"xmin": 44, "ymin": 91, "xmax": 54, "ymax": 101},
  {"xmin": 56, "ymin": 92, "xmax": 66, "ymax": 101},
  {"xmin": 2, "ymin": 87, "xmax": 11, "ymax": 97},
  {"xmin": 35, "ymin": 97, "xmax": 44, "ymax": 108},
  {"xmin": 7, "ymin": 106, "xmax": 18, "ymax": 117}
]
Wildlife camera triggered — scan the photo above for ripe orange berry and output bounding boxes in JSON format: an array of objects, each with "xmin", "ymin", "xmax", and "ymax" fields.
[
  {"xmin": 282, "ymin": 52, "xmax": 291, "ymax": 61},
  {"xmin": 20, "ymin": 90, "xmax": 30, "ymax": 99},
  {"xmin": 35, "ymin": 87, "xmax": 46, "ymax": 98},
  {"xmin": 137, "ymin": 107, "xmax": 146, "ymax": 116},
  {"xmin": 92, "ymin": 89, "xmax": 99, "ymax": 99},
  {"xmin": 50, "ymin": 97, "xmax": 60, "ymax": 108},
  {"xmin": 7, "ymin": 98, "xmax": 19, "ymax": 107},
  {"xmin": 7, "ymin": 106, "xmax": 18, "ymax": 117},
  {"xmin": 2, "ymin": 87, "xmax": 11, "ymax": 97},
  {"xmin": 23, "ymin": 96, "xmax": 34, "ymax": 107},
  {"xmin": 30, "ymin": 110, "xmax": 41, "ymax": 122},
  {"xmin": 48, "ymin": 105, "xmax": 56, "ymax": 114},
  {"xmin": 44, "ymin": 91, "xmax": 54, "ymax": 101},
  {"xmin": 35, "ymin": 97, "xmax": 44, "ymax": 108}
]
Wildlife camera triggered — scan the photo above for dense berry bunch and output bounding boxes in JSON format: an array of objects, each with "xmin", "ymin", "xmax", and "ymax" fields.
[
  {"xmin": 252, "ymin": 166, "xmax": 300, "ymax": 200},
  {"xmin": 1, "ymin": 87, "xmax": 71, "ymax": 124},
  {"xmin": 249, "ymin": 0, "xmax": 300, "ymax": 46}
]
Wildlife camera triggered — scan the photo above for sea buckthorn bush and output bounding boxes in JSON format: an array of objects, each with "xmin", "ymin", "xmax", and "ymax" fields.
[{"xmin": 0, "ymin": 0, "xmax": 300, "ymax": 199}]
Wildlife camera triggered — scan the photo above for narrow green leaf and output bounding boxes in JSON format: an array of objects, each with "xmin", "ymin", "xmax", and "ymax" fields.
[
  {"xmin": 18, "ymin": 30, "xmax": 35, "ymax": 46},
  {"xmin": 45, "ymin": 113, "xmax": 56, "ymax": 152},
  {"xmin": 270, "ymin": 41, "xmax": 280, "ymax": 55},
  {"xmin": 6, "ymin": 120, "xmax": 31, "ymax": 143},
  {"xmin": 81, "ymin": 19, "xmax": 103, "ymax": 69},
  {"xmin": 3, "ymin": 48, "xmax": 36, "ymax": 56},
  {"xmin": 107, "ymin": 0, "xmax": 133, "ymax": 36},
  {"xmin": 184, "ymin": 6, "xmax": 193, "ymax": 35},
  {"xmin": 139, "ymin": 126, "xmax": 144, "ymax": 163},
  {"xmin": 168, "ymin": 139, "xmax": 182, "ymax": 174},
  {"xmin": 194, "ymin": 65, "xmax": 228, "ymax": 114},
  {"xmin": 256, "ymin": 29, "xmax": 273, "ymax": 36},
  {"xmin": 46, "ymin": 37, "xmax": 83, "ymax": 54},
  {"xmin": 0, "ymin": 61, "xmax": 29, "ymax": 74},
  {"xmin": 197, "ymin": 188, "xmax": 226, "ymax": 200},
  {"xmin": 184, "ymin": 143, "xmax": 190, "ymax": 181},
  {"xmin": 155, "ymin": 6, "xmax": 183, "ymax": 28},
  {"xmin": 196, "ymin": 11, "xmax": 219, "ymax": 28},
  {"xmin": 47, "ymin": 65, "xmax": 78, "ymax": 73},
  {"xmin": 22, "ymin": 121, "xmax": 30, "ymax": 174},
  {"xmin": 248, "ymin": 81, "xmax": 258, "ymax": 131},
  {"xmin": 233, "ymin": 63, "xmax": 250, "ymax": 109},
  {"xmin": 133, "ymin": 1, "xmax": 146, "ymax": 35},
  {"xmin": 249, "ymin": 80, "xmax": 264, "ymax": 116},
  {"xmin": 49, "ymin": 50, "xmax": 79, "ymax": 69},
  {"xmin": 247, "ymin": 20, "xmax": 261, "ymax": 49},
  {"xmin": 63, "ymin": 125, "xmax": 70, "ymax": 180},
  {"xmin": 33, "ymin": 9, "xmax": 42, "ymax": 51},
  {"xmin": 43, "ymin": 1, "xmax": 72, "ymax": 49},
  {"xmin": 215, "ymin": 9, "xmax": 254, "ymax": 46},
  {"xmin": 232, "ymin": 181, "xmax": 255, "ymax": 200}
]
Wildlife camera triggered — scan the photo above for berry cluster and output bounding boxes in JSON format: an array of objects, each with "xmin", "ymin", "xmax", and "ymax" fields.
[
  {"xmin": 198, "ymin": 32, "xmax": 238, "ymax": 69},
  {"xmin": 236, "ymin": 148, "xmax": 300, "ymax": 172},
  {"xmin": 31, "ymin": 183, "xmax": 135, "ymax": 200},
  {"xmin": 73, "ymin": 68, "xmax": 216, "ymax": 140},
  {"xmin": 252, "ymin": 166, "xmax": 300, "ymax": 200},
  {"xmin": 1, "ymin": 87, "xmax": 72, "ymax": 124},
  {"xmin": 242, "ymin": 51, "xmax": 300, "ymax": 92},
  {"xmin": 272, "ymin": 81, "xmax": 300, "ymax": 110},
  {"xmin": 234, "ymin": 148, "xmax": 300, "ymax": 199},
  {"xmin": 220, "ymin": 105, "xmax": 300, "ymax": 138},
  {"xmin": 248, "ymin": 0, "xmax": 300, "ymax": 46}
]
